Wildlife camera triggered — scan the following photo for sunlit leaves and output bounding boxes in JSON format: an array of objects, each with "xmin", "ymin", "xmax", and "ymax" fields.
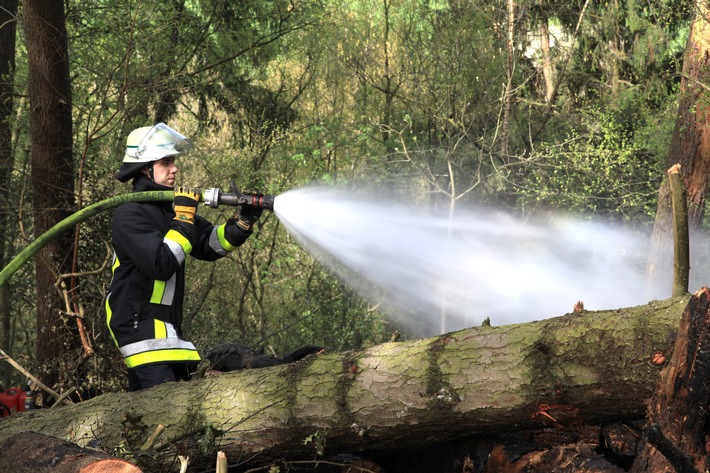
[{"xmin": 519, "ymin": 106, "xmax": 665, "ymax": 223}]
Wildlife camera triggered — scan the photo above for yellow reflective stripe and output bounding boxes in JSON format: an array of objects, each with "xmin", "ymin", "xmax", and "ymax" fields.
[
  {"xmin": 165, "ymin": 228, "xmax": 192, "ymax": 254},
  {"xmin": 111, "ymin": 253, "xmax": 120, "ymax": 273},
  {"xmin": 105, "ymin": 295, "xmax": 119, "ymax": 346},
  {"xmin": 150, "ymin": 280, "xmax": 166, "ymax": 304},
  {"xmin": 154, "ymin": 319, "xmax": 167, "ymax": 339},
  {"xmin": 217, "ymin": 224, "xmax": 235, "ymax": 252},
  {"xmin": 124, "ymin": 348, "xmax": 201, "ymax": 368}
]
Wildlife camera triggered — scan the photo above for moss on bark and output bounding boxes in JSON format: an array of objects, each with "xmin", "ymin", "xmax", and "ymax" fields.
[{"xmin": 0, "ymin": 296, "xmax": 689, "ymax": 467}]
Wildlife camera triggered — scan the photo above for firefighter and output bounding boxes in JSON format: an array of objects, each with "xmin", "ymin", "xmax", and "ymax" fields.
[{"xmin": 105, "ymin": 123, "xmax": 262, "ymax": 391}]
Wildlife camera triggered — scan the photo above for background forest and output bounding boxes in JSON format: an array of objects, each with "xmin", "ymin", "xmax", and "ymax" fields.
[{"xmin": 0, "ymin": 0, "xmax": 696, "ymax": 397}]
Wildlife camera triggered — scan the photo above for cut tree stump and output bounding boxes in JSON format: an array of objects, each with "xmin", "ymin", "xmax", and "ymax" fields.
[{"xmin": 0, "ymin": 296, "xmax": 689, "ymax": 471}]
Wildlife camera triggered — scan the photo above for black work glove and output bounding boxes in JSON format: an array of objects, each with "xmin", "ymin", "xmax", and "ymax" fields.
[{"xmin": 234, "ymin": 192, "xmax": 264, "ymax": 232}]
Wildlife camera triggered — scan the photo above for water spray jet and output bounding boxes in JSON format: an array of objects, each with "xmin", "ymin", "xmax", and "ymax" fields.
[
  {"xmin": 1, "ymin": 183, "xmax": 695, "ymax": 338},
  {"xmin": 270, "ymin": 186, "xmax": 693, "ymax": 336}
]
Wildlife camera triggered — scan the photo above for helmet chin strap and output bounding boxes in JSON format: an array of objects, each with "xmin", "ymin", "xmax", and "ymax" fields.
[{"xmin": 139, "ymin": 164, "xmax": 155, "ymax": 182}]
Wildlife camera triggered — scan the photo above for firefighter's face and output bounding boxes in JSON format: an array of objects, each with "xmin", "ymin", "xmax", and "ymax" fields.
[{"xmin": 145, "ymin": 157, "xmax": 178, "ymax": 188}]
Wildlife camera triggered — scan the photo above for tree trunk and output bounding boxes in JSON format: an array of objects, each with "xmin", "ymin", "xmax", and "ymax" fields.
[
  {"xmin": 648, "ymin": 0, "xmax": 710, "ymax": 293},
  {"xmin": 0, "ymin": 432, "xmax": 142, "ymax": 473},
  {"xmin": 671, "ymin": 1, "xmax": 710, "ymax": 227},
  {"xmin": 630, "ymin": 287, "xmax": 710, "ymax": 472},
  {"xmin": 647, "ymin": 178, "xmax": 673, "ymax": 297},
  {"xmin": 0, "ymin": 0, "xmax": 17, "ymax": 387},
  {"xmin": 153, "ymin": 0, "xmax": 184, "ymax": 123},
  {"xmin": 668, "ymin": 164, "xmax": 690, "ymax": 296},
  {"xmin": 23, "ymin": 0, "xmax": 76, "ymax": 390},
  {"xmin": 539, "ymin": 12, "xmax": 554, "ymax": 104},
  {"xmin": 0, "ymin": 296, "xmax": 688, "ymax": 470},
  {"xmin": 501, "ymin": 0, "xmax": 515, "ymax": 158}
]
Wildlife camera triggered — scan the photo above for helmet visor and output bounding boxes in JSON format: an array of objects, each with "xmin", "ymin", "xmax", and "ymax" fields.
[{"xmin": 125, "ymin": 123, "xmax": 192, "ymax": 162}]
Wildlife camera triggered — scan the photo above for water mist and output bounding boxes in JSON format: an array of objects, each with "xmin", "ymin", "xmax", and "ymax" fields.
[{"xmin": 273, "ymin": 186, "xmax": 682, "ymax": 337}]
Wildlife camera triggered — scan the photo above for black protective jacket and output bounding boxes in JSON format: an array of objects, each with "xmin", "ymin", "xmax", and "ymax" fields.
[{"xmin": 105, "ymin": 176, "xmax": 250, "ymax": 368}]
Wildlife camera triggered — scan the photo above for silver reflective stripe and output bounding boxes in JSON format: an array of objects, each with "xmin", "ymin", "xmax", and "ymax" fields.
[
  {"xmin": 208, "ymin": 227, "xmax": 229, "ymax": 256},
  {"xmin": 164, "ymin": 237, "xmax": 186, "ymax": 265},
  {"xmin": 165, "ymin": 321, "xmax": 178, "ymax": 338},
  {"xmin": 160, "ymin": 273, "xmax": 176, "ymax": 306},
  {"xmin": 119, "ymin": 337, "xmax": 197, "ymax": 358}
]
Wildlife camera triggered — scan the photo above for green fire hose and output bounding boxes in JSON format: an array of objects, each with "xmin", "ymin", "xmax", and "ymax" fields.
[
  {"xmin": 0, "ymin": 184, "xmax": 276, "ymax": 287},
  {"xmin": 0, "ymin": 191, "xmax": 174, "ymax": 287}
]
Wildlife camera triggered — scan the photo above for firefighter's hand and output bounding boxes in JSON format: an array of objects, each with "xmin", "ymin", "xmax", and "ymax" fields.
[
  {"xmin": 173, "ymin": 187, "xmax": 200, "ymax": 225},
  {"xmin": 234, "ymin": 192, "xmax": 263, "ymax": 231}
]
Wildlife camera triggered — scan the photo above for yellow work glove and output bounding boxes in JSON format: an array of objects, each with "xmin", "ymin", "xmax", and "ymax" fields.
[{"xmin": 173, "ymin": 187, "xmax": 200, "ymax": 225}]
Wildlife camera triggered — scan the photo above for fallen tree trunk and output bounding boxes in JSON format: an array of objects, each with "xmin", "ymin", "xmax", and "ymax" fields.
[{"xmin": 0, "ymin": 296, "xmax": 689, "ymax": 470}]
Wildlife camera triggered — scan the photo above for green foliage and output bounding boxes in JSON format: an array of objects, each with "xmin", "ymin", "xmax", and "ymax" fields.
[
  {"xmin": 292, "ymin": 267, "xmax": 390, "ymax": 351},
  {"xmin": 519, "ymin": 106, "xmax": 665, "ymax": 222},
  {"xmin": 197, "ymin": 421, "xmax": 226, "ymax": 455},
  {"xmin": 0, "ymin": 0, "xmax": 698, "ymax": 400},
  {"xmin": 303, "ymin": 430, "xmax": 327, "ymax": 457}
]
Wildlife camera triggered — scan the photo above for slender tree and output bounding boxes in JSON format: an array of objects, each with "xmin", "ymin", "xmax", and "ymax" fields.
[
  {"xmin": 23, "ymin": 0, "xmax": 77, "ymax": 390},
  {"xmin": 538, "ymin": 10, "xmax": 554, "ymax": 103},
  {"xmin": 501, "ymin": 0, "xmax": 516, "ymax": 158},
  {"xmin": 0, "ymin": 0, "xmax": 18, "ymax": 385}
]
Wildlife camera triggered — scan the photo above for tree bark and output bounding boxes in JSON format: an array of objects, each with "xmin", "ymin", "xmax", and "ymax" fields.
[
  {"xmin": 0, "ymin": 431, "xmax": 142, "ymax": 473},
  {"xmin": 0, "ymin": 296, "xmax": 688, "ymax": 470},
  {"xmin": 501, "ymin": 0, "xmax": 515, "ymax": 158},
  {"xmin": 487, "ymin": 442, "xmax": 627, "ymax": 473},
  {"xmin": 23, "ymin": 0, "xmax": 76, "ymax": 389},
  {"xmin": 630, "ymin": 287, "xmax": 710, "ymax": 473},
  {"xmin": 648, "ymin": 0, "xmax": 710, "ymax": 293},
  {"xmin": 671, "ymin": 0, "xmax": 710, "ymax": 226},
  {"xmin": 668, "ymin": 164, "xmax": 690, "ymax": 297},
  {"xmin": 539, "ymin": 11, "xmax": 554, "ymax": 104},
  {"xmin": 0, "ymin": 0, "xmax": 17, "ymax": 388}
]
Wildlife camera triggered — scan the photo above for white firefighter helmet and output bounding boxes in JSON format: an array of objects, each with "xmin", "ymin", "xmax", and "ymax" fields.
[
  {"xmin": 116, "ymin": 123, "xmax": 192, "ymax": 182},
  {"xmin": 122, "ymin": 122, "xmax": 192, "ymax": 163}
]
